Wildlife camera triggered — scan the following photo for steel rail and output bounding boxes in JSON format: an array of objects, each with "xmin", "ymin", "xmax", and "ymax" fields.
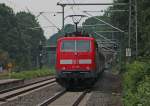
[
  {"xmin": 38, "ymin": 89, "xmax": 90, "ymax": 106},
  {"xmin": 0, "ymin": 77, "xmax": 55, "ymax": 94},
  {"xmin": 72, "ymin": 90, "xmax": 90, "ymax": 106},
  {"xmin": 0, "ymin": 78, "xmax": 56, "ymax": 101},
  {"xmin": 38, "ymin": 90, "xmax": 66, "ymax": 106}
]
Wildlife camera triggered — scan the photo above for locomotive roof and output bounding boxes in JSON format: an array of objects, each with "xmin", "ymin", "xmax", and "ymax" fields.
[{"xmin": 58, "ymin": 37, "xmax": 95, "ymax": 41}]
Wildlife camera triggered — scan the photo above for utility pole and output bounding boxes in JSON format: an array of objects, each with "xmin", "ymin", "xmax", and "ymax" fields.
[
  {"xmin": 39, "ymin": 41, "xmax": 43, "ymax": 69},
  {"xmin": 56, "ymin": 3, "xmax": 66, "ymax": 29},
  {"xmin": 62, "ymin": 5, "xmax": 65, "ymax": 29},
  {"xmin": 135, "ymin": 0, "xmax": 138, "ymax": 59},
  {"xmin": 129, "ymin": 0, "xmax": 131, "ymax": 49},
  {"xmin": 127, "ymin": 0, "xmax": 132, "ymax": 62}
]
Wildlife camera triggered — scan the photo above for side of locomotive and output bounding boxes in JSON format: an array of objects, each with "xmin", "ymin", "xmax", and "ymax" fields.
[{"xmin": 55, "ymin": 36, "xmax": 105, "ymax": 88}]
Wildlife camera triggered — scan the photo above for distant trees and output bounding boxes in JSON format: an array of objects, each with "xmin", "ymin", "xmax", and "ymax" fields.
[
  {"xmin": 47, "ymin": 24, "xmax": 75, "ymax": 46},
  {"xmin": 82, "ymin": 15, "xmax": 113, "ymax": 39},
  {"xmin": 108, "ymin": 0, "xmax": 150, "ymax": 57},
  {"xmin": 0, "ymin": 4, "xmax": 45, "ymax": 71},
  {"xmin": 138, "ymin": 0, "xmax": 150, "ymax": 56}
]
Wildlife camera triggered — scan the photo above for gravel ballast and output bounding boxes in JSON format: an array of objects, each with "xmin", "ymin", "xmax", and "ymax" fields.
[
  {"xmin": 0, "ymin": 83, "xmax": 64, "ymax": 106},
  {"xmin": 86, "ymin": 71, "xmax": 122, "ymax": 106},
  {"xmin": 0, "ymin": 71, "xmax": 122, "ymax": 106}
]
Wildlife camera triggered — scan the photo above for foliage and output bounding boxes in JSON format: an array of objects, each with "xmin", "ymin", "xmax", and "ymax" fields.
[
  {"xmin": 138, "ymin": 0, "xmax": 150, "ymax": 57},
  {"xmin": 82, "ymin": 15, "xmax": 113, "ymax": 39},
  {"xmin": 0, "ymin": 4, "xmax": 46, "ymax": 71},
  {"xmin": 123, "ymin": 61, "xmax": 150, "ymax": 106},
  {"xmin": 108, "ymin": 0, "xmax": 150, "ymax": 58}
]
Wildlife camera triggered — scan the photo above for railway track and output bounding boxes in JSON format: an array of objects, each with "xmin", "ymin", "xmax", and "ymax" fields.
[
  {"xmin": 0, "ymin": 77, "xmax": 56, "ymax": 102},
  {"xmin": 38, "ymin": 89, "xmax": 90, "ymax": 106}
]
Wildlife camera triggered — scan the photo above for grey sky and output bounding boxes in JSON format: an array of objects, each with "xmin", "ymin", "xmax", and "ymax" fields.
[{"xmin": 0, "ymin": 0, "xmax": 113, "ymax": 39}]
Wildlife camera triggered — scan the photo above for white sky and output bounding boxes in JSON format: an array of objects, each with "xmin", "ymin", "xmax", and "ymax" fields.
[{"xmin": 0, "ymin": 0, "xmax": 113, "ymax": 39}]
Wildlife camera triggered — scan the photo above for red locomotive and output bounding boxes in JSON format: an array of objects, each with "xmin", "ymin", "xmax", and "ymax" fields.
[{"xmin": 55, "ymin": 33, "xmax": 105, "ymax": 88}]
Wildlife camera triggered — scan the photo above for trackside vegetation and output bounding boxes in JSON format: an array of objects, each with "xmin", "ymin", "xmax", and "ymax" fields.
[
  {"xmin": 0, "ymin": 67, "xmax": 55, "ymax": 79},
  {"xmin": 106, "ymin": 0, "xmax": 150, "ymax": 105},
  {"xmin": 123, "ymin": 60, "xmax": 150, "ymax": 106}
]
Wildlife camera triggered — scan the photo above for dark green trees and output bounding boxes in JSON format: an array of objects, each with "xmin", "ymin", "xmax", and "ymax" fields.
[
  {"xmin": 109, "ymin": 0, "xmax": 150, "ymax": 57},
  {"xmin": 0, "ymin": 4, "xmax": 45, "ymax": 71}
]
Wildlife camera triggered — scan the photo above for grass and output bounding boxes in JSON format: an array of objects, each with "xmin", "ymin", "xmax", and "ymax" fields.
[
  {"xmin": 0, "ymin": 72, "xmax": 10, "ymax": 79},
  {"xmin": 0, "ymin": 67, "xmax": 55, "ymax": 80}
]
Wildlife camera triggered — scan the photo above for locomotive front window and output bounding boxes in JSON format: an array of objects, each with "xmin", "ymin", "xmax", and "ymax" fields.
[
  {"xmin": 61, "ymin": 40, "xmax": 75, "ymax": 52},
  {"xmin": 76, "ymin": 40, "xmax": 90, "ymax": 52},
  {"xmin": 61, "ymin": 40, "xmax": 90, "ymax": 52}
]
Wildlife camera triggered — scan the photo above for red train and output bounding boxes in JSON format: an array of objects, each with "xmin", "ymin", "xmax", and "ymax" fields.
[{"xmin": 55, "ymin": 34, "xmax": 105, "ymax": 88}]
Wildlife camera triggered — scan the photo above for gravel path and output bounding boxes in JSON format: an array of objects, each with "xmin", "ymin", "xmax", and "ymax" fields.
[{"xmin": 86, "ymin": 70, "xmax": 122, "ymax": 106}]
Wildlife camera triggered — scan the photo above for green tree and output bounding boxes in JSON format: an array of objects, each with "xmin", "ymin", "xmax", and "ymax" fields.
[
  {"xmin": 0, "ymin": 4, "xmax": 46, "ymax": 71},
  {"xmin": 15, "ymin": 12, "xmax": 45, "ymax": 70},
  {"xmin": 82, "ymin": 15, "xmax": 113, "ymax": 39},
  {"xmin": 108, "ymin": 0, "xmax": 150, "ymax": 57}
]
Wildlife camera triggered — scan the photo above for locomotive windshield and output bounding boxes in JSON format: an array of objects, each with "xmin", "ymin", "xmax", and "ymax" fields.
[
  {"xmin": 61, "ymin": 40, "xmax": 75, "ymax": 52},
  {"xmin": 61, "ymin": 40, "xmax": 90, "ymax": 52},
  {"xmin": 76, "ymin": 40, "xmax": 90, "ymax": 52}
]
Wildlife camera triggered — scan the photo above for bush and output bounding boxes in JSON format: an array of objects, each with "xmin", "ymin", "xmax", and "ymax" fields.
[
  {"xmin": 123, "ymin": 61, "xmax": 150, "ymax": 106},
  {"xmin": 137, "ymin": 76, "xmax": 150, "ymax": 106}
]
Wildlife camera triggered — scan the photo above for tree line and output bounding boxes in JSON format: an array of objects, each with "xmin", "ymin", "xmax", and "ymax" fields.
[
  {"xmin": 0, "ymin": 4, "xmax": 46, "ymax": 71},
  {"xmin": 108, "ymin": 0, "xmax": 150, "ymax": 58}
]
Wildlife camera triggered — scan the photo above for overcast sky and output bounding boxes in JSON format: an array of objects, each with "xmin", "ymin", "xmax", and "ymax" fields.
[{"xmin": 0, "ymin": 0, "xmax": 113, "ymax": 39}]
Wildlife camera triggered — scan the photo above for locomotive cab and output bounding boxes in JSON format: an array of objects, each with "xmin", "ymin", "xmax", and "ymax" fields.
[
  {"xmin": 55, "ymin": 32, "xmax": 105, "ymax": 88},
  {"xmin": 55, "ymin": 36, "xmax": 100, "ymax": 87}
]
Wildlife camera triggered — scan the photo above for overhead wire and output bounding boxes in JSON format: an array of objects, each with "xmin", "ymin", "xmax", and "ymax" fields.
[
  {"xmin": 70, "ymin": 0, "xmax": 82, "ymax": 24},
  {"xmin": 84, "ymin": 11, "xmax": 125, "ymax": 33},
  {"xmin": 67, "ymin": 0, "xmax": 76, "ymax": 15},
  {"xmin": 41, "ymin": 14, "xmax": 61, "ymax": 31},
  {"xmin": 19, "ymin": 0, "xmax": 61, "ymax": 35}
]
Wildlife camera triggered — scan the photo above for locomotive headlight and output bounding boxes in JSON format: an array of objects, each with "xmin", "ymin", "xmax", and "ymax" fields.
[
  {"xmin": 86, "ymin": 66, "xmax": 90, "ymax": 70},
  {"xmin": 62, "ymin": 67, "xmax": 66, "ymax": 70}
]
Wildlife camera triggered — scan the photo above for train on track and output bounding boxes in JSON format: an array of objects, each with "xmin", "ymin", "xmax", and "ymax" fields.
[{"xmin": 55, "ymin": 32, "xmax": 105, "ymax": 88}]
